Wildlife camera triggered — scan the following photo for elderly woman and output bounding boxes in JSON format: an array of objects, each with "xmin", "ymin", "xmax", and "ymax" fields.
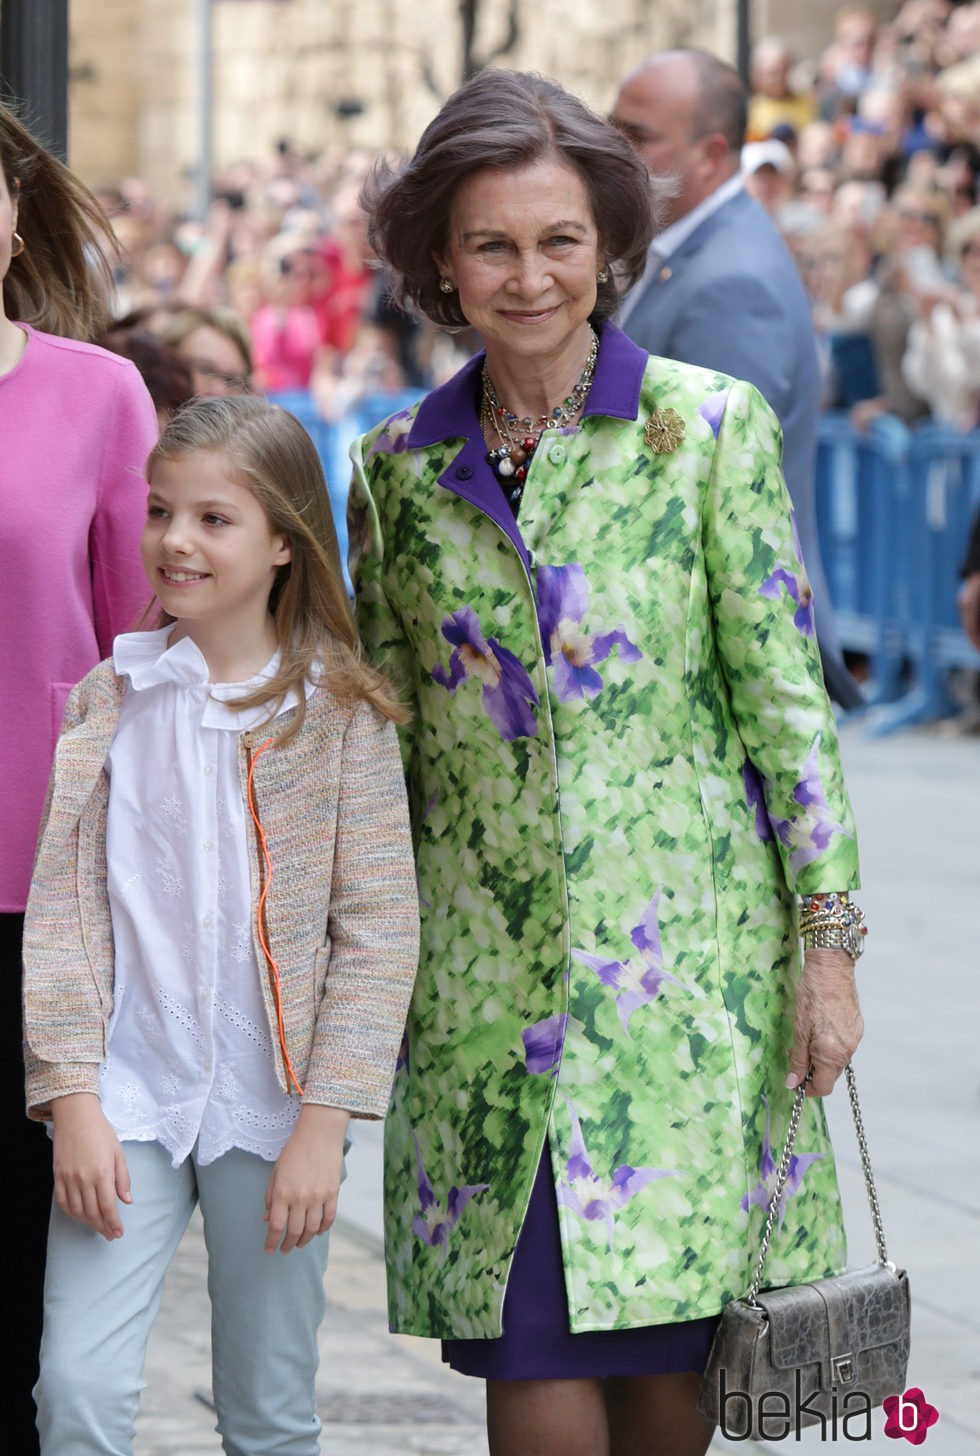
[{"xmin": 350, "ymin": 70, "xmax": 865, "ymax": 1456}]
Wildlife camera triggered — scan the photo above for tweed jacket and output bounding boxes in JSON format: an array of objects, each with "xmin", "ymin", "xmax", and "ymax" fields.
[
  {"xmin": 350, "ymin": 324, "xmax": 861, "ymax": 1340},
  {"xmin": 23, "ymin": 657, "xmax": 420, "ymax": 1123}
]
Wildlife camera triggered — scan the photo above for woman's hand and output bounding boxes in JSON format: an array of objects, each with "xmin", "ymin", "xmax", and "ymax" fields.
[
  {"xmin": 50, "ymin": 1093, "xmax": 132, "ymax": 1240},
  {"xmin": 264, "ymin": 1104, "xmax": 350, "ymax": 1254},
  {"xmin": 786, "ymin": 948, "xmax": 865, "ymax": 1097}
]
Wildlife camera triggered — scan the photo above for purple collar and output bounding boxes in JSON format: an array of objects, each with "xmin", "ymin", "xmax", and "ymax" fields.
[{"xmin": 407, "ymin": 322, "xmax": 647, "ymax": 448}]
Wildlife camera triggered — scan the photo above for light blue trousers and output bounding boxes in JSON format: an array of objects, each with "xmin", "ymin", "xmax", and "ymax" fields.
[{"xmin": 35, "ymin": 1140, "xmax": 331, "ymax": 1456}]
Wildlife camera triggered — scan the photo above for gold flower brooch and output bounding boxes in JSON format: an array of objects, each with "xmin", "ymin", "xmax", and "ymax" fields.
[{"xmin": 643, "ymin": 408, "xmax": 686, "ymax": 454}]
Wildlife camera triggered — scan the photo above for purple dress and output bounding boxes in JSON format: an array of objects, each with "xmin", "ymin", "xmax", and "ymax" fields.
[
  {"xmin": 442, "ymin": 1147, "xmax": 719, "ymax": 1381},
  {"xmin": 441, "ymin": 374, "xmax": 720, "ymax": 1382}
]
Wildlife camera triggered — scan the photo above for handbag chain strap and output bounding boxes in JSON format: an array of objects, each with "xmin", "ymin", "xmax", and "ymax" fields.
[{"xmin": 746, "ymin": 1063, "xmax": 890, "ymax": 1306}]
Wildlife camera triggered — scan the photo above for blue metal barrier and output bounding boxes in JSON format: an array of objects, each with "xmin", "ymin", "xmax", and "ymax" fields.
[
  {"xmin": 883, "ymin": 425, "xmax": 980, "ymax": 731},
  {"xmin": 267, "ymin": 389, "xmax": 349, "ymax": 585},
  {"xmin": 816, "ymin": 413, "xmax": 980, "ymax": 733},
  {"xmin": 265, "ymin": 390, "xmax": 335, "ymax": 463},
  {"xmin": 816, "ymin": 413, "xmax": 910, "ymax": 707},
  {"xmin": 271, "ymin": 397, "xmax": 978, "ymax": 732},
  {"xmin": 267, "ymin": 389, "xmax": 422, "ymax": 592},
  {"xmin": 328, "ymin": 392, "xmax": 423, "ymax": 590}
]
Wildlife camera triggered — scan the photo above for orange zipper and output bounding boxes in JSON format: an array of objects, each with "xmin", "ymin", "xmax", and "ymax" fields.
[{"xmin": 244, "ymin": 731, "xmax": 304, "ymax": 1095}]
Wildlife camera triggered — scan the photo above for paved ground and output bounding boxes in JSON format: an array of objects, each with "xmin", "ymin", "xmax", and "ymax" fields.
[{"xmin": 133, "ymin": 721, "xmax": 979, "ymax": 1455}]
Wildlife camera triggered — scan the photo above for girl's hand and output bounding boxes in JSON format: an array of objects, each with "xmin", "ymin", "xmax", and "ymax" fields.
[
  {"xmin": 50, "ymin": 1093, "xmax": 132, "ymax": 1241},
  {"xmin": 786, "ymin": 948, "xmax": 865, "ymax": 1097},
  {"xmin": 264, "ymin": 1104, "xmax": 349, "ymax": 1254}
]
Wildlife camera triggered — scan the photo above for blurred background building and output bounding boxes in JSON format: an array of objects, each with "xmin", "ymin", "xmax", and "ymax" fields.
[{"xmin": 46, "ymin": 0, "xmax": 897, "ymax": 205}]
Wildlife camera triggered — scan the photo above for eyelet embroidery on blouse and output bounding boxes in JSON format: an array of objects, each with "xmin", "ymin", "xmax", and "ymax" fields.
[
  {"xmin": 162, "ymin": 794, "xmax": 188, "ymax": 835},
  {"xmin": 155, "ymin": 855, "xmax": 184, "ymax": 899}
]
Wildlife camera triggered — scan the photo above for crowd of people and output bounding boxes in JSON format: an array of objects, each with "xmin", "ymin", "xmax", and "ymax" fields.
[
  {"xmin": 91, "ymin": 2, "xmax": 980, "ymax": 441},
  {"xmin": 93, "ymin": 143, "xmax": 473, "ymax": 432},
  {"xmin": 82, "ymin": 6, "xmax": 980, "ymax": 685},
  {"xmin": 739, "ymin": 0, "xmax": 980, "ymax": 429}
]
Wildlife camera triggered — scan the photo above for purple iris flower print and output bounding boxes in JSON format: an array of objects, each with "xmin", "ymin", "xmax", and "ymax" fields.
[
  {"xmin": 557, "ymin": 1100, "xmax": 679, "ymax": 1250},
  {"xmin": 741, "ymin": 1095, "xmax": 823, "ymax": 1231},
  {"xmin": 697, "ymin": 388, "xmax": 730, "ymax": 438},
  {"xmin": 759, "ymin": 566, "xmax": 815, "ymax": 637},
  {"xmin": 432, "ymin": 606, "xmax": 538, "ymax": 740},
  {"xmin": 770, "ymin": 736, "xmax": 852, "ymax": 873},
  {"xmin": 760, "ymin": 510, "xmax": 815, "ymax": 637},
  {"xmin": 742, "ymin": 759, "xmax": 774, "ymax": 842},
  {"xmin": 522, "ymin": 1012, "xmax": 567, "ymax": 1076},
  {"xmin": 412, "ymin": 1133, "xmax": 488, "ymax": 1258},
  {"xmin": 363, "ymin": 407, "xmax": 414, "ymax": 460},
  {"xmin": 536, "ymin": 564, "xmax": 642, "ymax": 703},
  {"xmin": 571, "ymin": 893, "xmax": 692, "ymax": 1036}
]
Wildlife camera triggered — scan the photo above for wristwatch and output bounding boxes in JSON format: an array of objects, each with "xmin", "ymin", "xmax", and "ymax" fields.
[{"xmin": 803, "ymin": 920, "xmax": 867, "ymax": 961}]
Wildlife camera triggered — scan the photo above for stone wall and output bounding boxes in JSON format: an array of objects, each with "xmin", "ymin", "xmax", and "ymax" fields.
[{"xmin": 64, "ymin": 0, "xmax": 899, "ymax": 206}]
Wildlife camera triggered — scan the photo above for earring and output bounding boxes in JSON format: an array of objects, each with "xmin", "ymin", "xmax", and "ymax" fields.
[
  {"xmin": 597, "ymin": 266, "xmax": 610, "ymax": 284},
  {"xmin": 439, "ymin": 277, "xmax": 456, "ymax": 294},
  {"xmin": 10, "ymin": 232, "xmax": 25, "ymax": 258}
]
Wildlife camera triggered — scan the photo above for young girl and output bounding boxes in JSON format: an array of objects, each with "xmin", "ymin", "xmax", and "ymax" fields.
[{"xmin": 22, "ymin": 395, "xmax": 419, "ymax": 1456}]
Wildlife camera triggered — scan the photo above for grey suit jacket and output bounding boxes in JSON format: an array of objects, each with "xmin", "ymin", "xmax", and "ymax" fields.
[{"xmin": 622, "ymin": 187, "xmax": 860, "ymax": 707}]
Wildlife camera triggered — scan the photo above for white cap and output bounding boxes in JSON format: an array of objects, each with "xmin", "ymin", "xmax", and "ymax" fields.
[{"xmin": 741, "ymin": 139, "xmax": 795, "ymax": 176}]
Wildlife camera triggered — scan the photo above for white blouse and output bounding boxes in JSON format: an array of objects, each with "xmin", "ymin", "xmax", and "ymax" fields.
[{"xmin": 101, "ymin": 627, "xmax": 307, "ymax": 1167}]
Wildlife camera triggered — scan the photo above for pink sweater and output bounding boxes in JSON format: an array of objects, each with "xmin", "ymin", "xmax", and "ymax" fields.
[{"xmin": 1, "ymin": 325, "xmax": 158, "ymax": 911}]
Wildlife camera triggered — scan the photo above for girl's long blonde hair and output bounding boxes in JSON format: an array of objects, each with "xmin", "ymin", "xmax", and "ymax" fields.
[{"xmin": 147, "ymin": 396, "xmax": 406, "ymax": 740}]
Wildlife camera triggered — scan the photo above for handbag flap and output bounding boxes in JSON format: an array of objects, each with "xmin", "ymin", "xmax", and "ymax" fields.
[{"xmin": 758, "ymin": 1266, "xmax": 908, "ymax": 1382}]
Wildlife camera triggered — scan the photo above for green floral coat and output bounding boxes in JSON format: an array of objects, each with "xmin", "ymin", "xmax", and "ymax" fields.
[{"xmin": 349, "ymin": 324, "xmax": 859, "ymax": 1341}]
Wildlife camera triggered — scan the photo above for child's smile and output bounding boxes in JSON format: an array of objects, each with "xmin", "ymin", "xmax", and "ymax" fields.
[
  {"xmin": 158, "ymin": 566, "xmax": 210, "ymax": 584},
  {"xmin": 142, "ymin": 448, "xmax": 291, "ymax": 679}
]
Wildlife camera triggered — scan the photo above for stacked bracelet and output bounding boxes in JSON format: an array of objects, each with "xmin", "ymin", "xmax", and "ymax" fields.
[{"xmin": 799, "ymin": 891, "xmax": 868, "ymax": 961}]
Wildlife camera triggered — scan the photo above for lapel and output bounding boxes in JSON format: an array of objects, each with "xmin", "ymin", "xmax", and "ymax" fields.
[
  {"xmin": 409, "ymin": 353, "xmax": 532, "ymax": 572},
  {"xmin": 405, "ymin": 325, "xmax": 648, "ymax": 576},
  {"xmin": 631, "ymin": 191, "xmax": 753, "ymax": 315}
]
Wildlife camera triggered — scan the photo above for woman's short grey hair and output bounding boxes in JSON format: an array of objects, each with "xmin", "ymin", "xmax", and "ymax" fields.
[{"xmin": 362, "ymin": 69, "xmax": 656, "ymax": 328}]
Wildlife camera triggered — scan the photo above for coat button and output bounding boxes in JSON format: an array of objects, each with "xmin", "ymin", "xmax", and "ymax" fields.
[
  {"xmin": 455, "ymin": 464, "xmax": 474, "ymax": 480},
  {"xmin": 547, "ymin": 444, "xmax": 565, "ymax": 465}
]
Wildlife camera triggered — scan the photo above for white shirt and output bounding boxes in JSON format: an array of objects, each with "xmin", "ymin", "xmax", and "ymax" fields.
[
  {"xmin": 619, "ymin": 174, "xmax": 746, "ymax": 326},
  {"xmin": 101, "ymin": 627, "xmax": 307, "ymax": 1167}
]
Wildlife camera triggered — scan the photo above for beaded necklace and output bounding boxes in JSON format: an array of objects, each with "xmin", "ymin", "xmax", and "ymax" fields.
[{"xmin": 480, "ymin": 328, "xmax": 598, "ymax": 513}]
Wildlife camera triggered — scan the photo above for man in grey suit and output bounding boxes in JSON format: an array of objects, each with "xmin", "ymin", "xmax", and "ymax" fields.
[{"xmin": 611, "ymin": 48, "xmax": 861, "ymax": 708}]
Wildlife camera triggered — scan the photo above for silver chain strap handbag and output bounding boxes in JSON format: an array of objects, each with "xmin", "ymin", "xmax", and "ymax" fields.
[{"xmin": 696, "ymin": 1065, "xmax": 911, "ymax": 1441}]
